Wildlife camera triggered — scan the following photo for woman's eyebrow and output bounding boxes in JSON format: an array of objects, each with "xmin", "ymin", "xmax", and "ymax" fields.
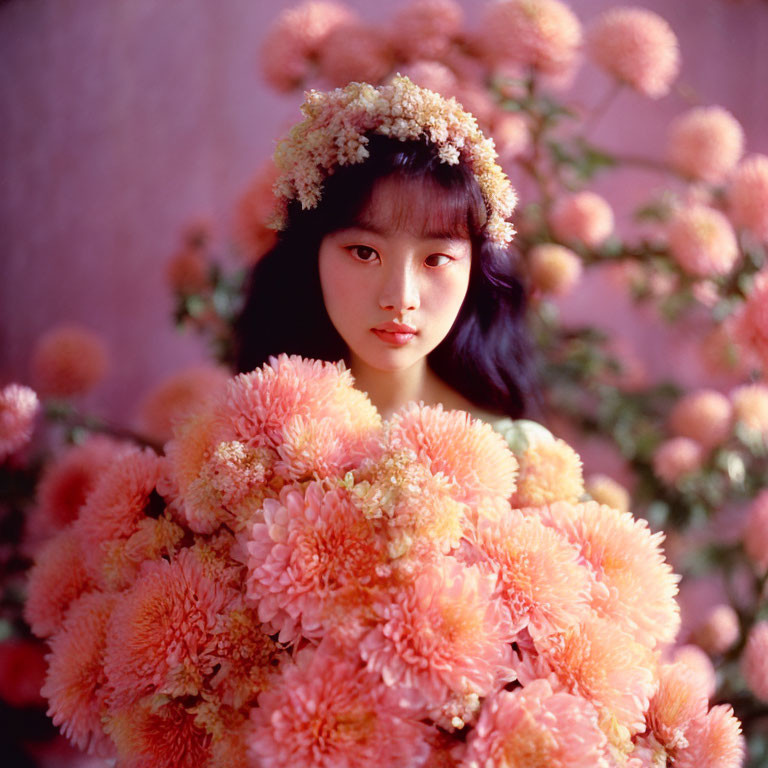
[{"xmin": 346, "ymin": 220, "xmax": 468, "ymax": 242}]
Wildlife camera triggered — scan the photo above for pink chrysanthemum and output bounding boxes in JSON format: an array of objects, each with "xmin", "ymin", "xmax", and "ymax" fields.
[
  {"xmin": 103, "ymin": 549, "xmax": 231, "ymax": 709},
  {"xmin": 317, "ymin": 23, "xmax": 393, "ymax": 87},
  {"xmin": 675, "ymin": 705, "xmax": 745, "ymax": 768},
  {"xmin": 481, "ymin": 0, "xmax": 583, "ymax": 76},
  {"xmin": 469, "ymin": 511, "xmax": 591, "ymax": 640},
  {"xmin": 235, "ymin": 162, "xmax": 280, "ymax": 264},
  {"xmin": 0, "ymin": 383, "xmax": 39, "ymax": 460},
  {"xmin": 31, "ymin": 324, "xmax": 109, "ymax": 398},
  {"xmin": 652, "ymin": 437, "xmax": 705, "ymax": 486},
  {"xmin": 728, "ymin": 154, "xmax": 768, "ymax": 241},
  {"xmin": 731, "ymin": 383, "xmax": 768, "ymax": 437},
  {"xmin": 491, "ymin": 112, "xmax": 530, "ymax": 161},
  {"xmin": 670, "ymin": 644, "xmax": 717, "ymax": 700},
  {"xmin": 668, "ymin": 389, "xmax": 733, "ymax": 450},
  {"xmin": 259, "ymin": 0, "xmax": 357, "ymax": 91},
  {"xmin": 139, "ymin": 365, "xmax": 229, "ymax": 444},
  {"xmin": 391, "ymin": 0, "xmax": 464, "ymax": 62},
  {"xmin": 510, "ymin": 437, "xmax": 584, "ymax": 507},
  {"xmin": 588, "ymin": 7, "xmax": 679, "ymax": 98},
  {"xmin": 24, "ymin": 528, "xmax": 93, "ymax": 638},
  {"xmin": 42, "ymin": 591, "xmax": 116, "ymax": 755},
  {"xmin": 585, "ymin": 473, "xmax": 630, "ymax": 512},
  {"xmin": 539, "ymin": 501, "xmax": 680, "ymax": 647},
  {"xmin": 647, "ymin": 662, "xmax": 708, "ymax": 750},
  {"xmin": 743, "ymin": 489, "xmax": 768, "ymax": 573},
  {"xmin": 248, "ymin": 643, "xmax": 430, "ymax": 768},
  {"xmin": 731, "ymin": 269, "xmax": 768, "ymax": 370},
  {"xmin": 360, "ymin": 560, "xmax": 515, "ymax": 709},
  {"xmin": 528, "ymin": 243, "xmax": 583, "ymax": 296},
  {"xmin": 514, "ymin": 615, "xmax": 657, "ymax": 734},
  {"xmin": 462, "ymin": 679, "xmax": 609, "ymax": 768},
  {"xmin": 246, "ymin": 482, "xmax": 387, "ymax": 644},
  {"xmin": 741, "ymin": 620, "xmax": 768, "ymax": 702},
  {"xmin": 398, "ymin": 61, "xmax": 458, "ymax": 96},
  {"xmin": 693, "ymin": 604, "xmax": 740, "ymax": 655},
  {"xmin": 550, "ymin": 192, "xmax": 614, "ymax": 249},
  {"xmin": 389, "ymin": 402, "xmax": 518, "ymax": 503},
  {"xmin": 666, "ymin": 205, "xmax": 739, "ymax": 278},
  {"xmin": 667, "ymin": 106, "xmax": 744, "ymax": 183}
]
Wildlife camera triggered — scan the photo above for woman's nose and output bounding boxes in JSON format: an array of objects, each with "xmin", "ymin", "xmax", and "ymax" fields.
[{"xmin": 378, "ymin": 260, "xmax": 420, "ymax": 313}]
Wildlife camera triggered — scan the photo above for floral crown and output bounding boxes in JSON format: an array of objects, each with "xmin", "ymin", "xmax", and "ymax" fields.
[{"xmin": 269, "ymin": 75, "xmax": 517, "ymax": 246}]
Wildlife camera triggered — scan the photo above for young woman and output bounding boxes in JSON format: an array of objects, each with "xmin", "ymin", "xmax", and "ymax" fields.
[{"xmin": 236, "ymin": 77, "xmax": 535, "ymax": 432}]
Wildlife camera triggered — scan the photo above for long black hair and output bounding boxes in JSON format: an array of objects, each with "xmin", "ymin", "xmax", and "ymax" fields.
[{"xmin": 235, "ymin": 135, "xmax": 533, "ymax": 418}]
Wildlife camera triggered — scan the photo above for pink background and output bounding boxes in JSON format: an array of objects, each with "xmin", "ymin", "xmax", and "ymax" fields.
[{"xmin": 1, "ymin": 0, "xmax": 768, "ymax": 426}]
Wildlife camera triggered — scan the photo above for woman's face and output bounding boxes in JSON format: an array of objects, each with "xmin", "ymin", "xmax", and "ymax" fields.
[{"xmin": 318, "ymin": 175, "xmax": 472, "ymax": 374}]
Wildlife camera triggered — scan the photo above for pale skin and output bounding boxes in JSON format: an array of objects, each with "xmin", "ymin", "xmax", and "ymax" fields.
[{"xmin": 318, "ymin": 175, "xmax": 491, "ymax": 420}]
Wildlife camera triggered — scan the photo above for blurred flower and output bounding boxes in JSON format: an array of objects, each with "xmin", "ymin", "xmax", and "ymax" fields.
[
  {"xmin": 674, "ymin": 705, "xmax": 745, "ymax": 768},
  {"xmin": 667, "ymin": 106, "xmax": 744, "ymax": 184},
  {"xmin": 0, "ymin": 639, "xmax": 47, "ymax": 708},
  {"xmin": 692, "ymin": 604, "xmax": 740, "ymax": 655},
  {"xmin": 236, "ymin": 163, "xmax": 280, "ymax": 264},
  {"xmin": 528, "ymin": 243, "xmax": 583, "ymax": 296},
  {"xmin": 511, "ymin": 436, "xmax": 584, "ymax": 506},
  {"xmin": 588, "ymin": 7, "xmax": 679, "ymax": 98},
  {"xmin": 490, "ymin": 111, "xmax": 530, "ymax": 161},
  {"xmin": 731, "ymin": 269, "xmax": 768, "ymax": 370},
  {"xmin": 259, "ymin": 0, "xmax": 357, "ymax": 91},
  {"xmin": 670, "ymin": 644, "xmax": 717, "ymax": 700},
  {"xmin": 666, "ymin": 205, "xmax": 739, "ymax": 278},
  {"xmin": 668, "ymin": 389, "xmax": 733, "ymax": 451},
  {"xmin": 730, "ymin": 383, "xmax": 768, "ymax": 439},
  {"xmin": 390, "ymin": 0, "xmax": 464, "ymax": 62},
  {"xmin": 743, "ymin": 489, "xmax": 768, "ymax": 573},
  {"xmin": 166, "ymin": 220, "xmax": 211, "ymax": 294},
  {"xmin": 699, "ymin": 324, "xmax": 746, "ymax": 378},
  {"xmin": 139, "ymin": 365, "xmax": 230, "ymax": 444},
  {"xmin": 397, "ymin": 60, "xmax": 458, "ymax": 95},
  {"xmin": 31, "ymin": 323, "xmax": 109, "ymax": 398},
  {"xmin": 0, "ymin": 382, "xmax": 39, "ymax": 460},
  {"xmin": 585, "ymin": 473, "xmax": 630, "ymax": 512},
  {"xmin": 480, "ymin": 0, "xmax": 582, "ymax": 76},
  {"xmin": 317, "ymin": 23, "xmax": 393, "ymax": 87},
  {"xmin": 652, "ymin": 437, "xmax": 705, "ymax": 486},
  {"xmin": 727, "ymin": 153, "xmax": 768, "ymax": 241},
  {"xmin": 741, "ymin": 620, "xmax": 768, "ymax": 702},
  {"xmin": 549, "ymin": 191, "xmax": 614, "ymax": 249}
]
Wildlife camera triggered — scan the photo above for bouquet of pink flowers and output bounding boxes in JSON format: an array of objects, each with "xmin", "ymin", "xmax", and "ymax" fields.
[{"xmin": 25, "ymin": 356, "xmax": 744, "ymax": 768}]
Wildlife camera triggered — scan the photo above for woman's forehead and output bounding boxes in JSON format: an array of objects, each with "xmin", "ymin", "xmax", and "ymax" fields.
[{"xmin": 353, "ymin": 175, "xmax": 475, "ymax": 240}]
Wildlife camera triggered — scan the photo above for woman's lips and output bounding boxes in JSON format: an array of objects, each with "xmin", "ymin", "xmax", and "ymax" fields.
[{"xmin": 371, "ymin": 323, "xmax": 417, "ymax": 346}]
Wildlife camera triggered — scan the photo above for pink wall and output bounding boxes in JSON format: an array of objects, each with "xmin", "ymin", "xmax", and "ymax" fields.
[{"xmin": 1, "ymin": 0, "xmax": 767, "ymax": 424}]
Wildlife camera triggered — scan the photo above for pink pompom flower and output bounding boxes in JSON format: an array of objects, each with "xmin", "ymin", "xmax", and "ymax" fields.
[
  {"xmin": 693, "ymin": 604, "xmax": 740, "ymax": 655},
  {"xmin": 743, "ymin": 489, "xmax": 768, "ymax": 573},
  {"xmin": 316, "ymin": 22, "xmax": 394, "ymax": 87},
  {"xmin": 550, "ymin": 191, "xmax": 614, "ymax": 249},
  {"xmin": 731, "ymin": 383, "xmax": 768, "ymax": 438},
  {"xmin": 670, "ymin": 644, "xmax": 717, "ymax": 700},
  {"xmin": 0, "ymin": 383, "xmax": 39, "ymax": 461},
  {"xmin": 668, "ymin": 389, "xmax": 733, "ymax": 450},
  {"xmin": 741, "ymin": 620, "xmax": 768, "ymax": 702},
  {"xmin": 666, "ymin": 205, "xmax": 739, "ymax": 278},
  {"xmin": 675, "ymin": 705, "xmax": 745, "ymax": 768},
  {"xmin": 647, "ymin": 662, "xmax": 708, "ymax": 750},
  {"xmin": 588, "ymin": 7, "xmax": 679, "ymax": 98},
  {"xmin": 667, "ymin": 106, "xmax": 744, "ymax": 183},
  {"xmin": 731, "ymin": 269, "xmax": 768, "ymax": 370},
  {"xmin": 390, "ymin": 0, "xmax": 464, "ymax": 62},
  {"xmin": 653, "ymin": 437, "xmax": 705, "ymax": 486},
  {"xmin": 528, "ymin": 243, "xmax": 583, "ymax": 296},
  {"xmin": 728, "ymin": 153, "xmax": 768, "ymax": 241}
]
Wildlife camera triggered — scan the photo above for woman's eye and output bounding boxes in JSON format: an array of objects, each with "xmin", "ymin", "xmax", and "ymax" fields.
[
  {"xmin": 347, "ymin": 245, "xmax": 379, "ymax": 262},
  {"xmin": 425, "ymin": 253, "xmax": 452, "ymax": 267}
]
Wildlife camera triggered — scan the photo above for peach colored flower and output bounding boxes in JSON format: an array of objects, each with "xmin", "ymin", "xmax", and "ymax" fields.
[
  {"xmin": 728, "ymin": 153, "xmax": 768, "ymax": 241},
  {"xmin": 731, "ymin": 383, "xmax": 768, "ymax": 437},
  {"xmin": 139, "ymin": 365, "xmax": 230, "ymax": 444},
  {"xmin": 389, "ymin": 402, "xmax": 518, "ymax": 504},
  {"xmin": 235, "ymin": 163, "xmax": 280, "ymax": 264},
  {"xmin": 360, "ymin": 560, "xmax": 515, "ymax": 709},
  {"xmin": 743, "ymin": 489, "xmax": 768, "ymax": 572},
  {"xmin": 462, "ymin": 679, "xmax": 610, "ymax": 768},
  {"xmin": 245, "ymin": 482, "xmax": 387, "ymax": 644},
  {"xmin": 699, "ymin": 324, "xmax": 746, "ymax": 378},
  {"xmin": 731, "ymin": 269, "xmax": 768, "ymax": 370},
  {"xmin": 585, "ymin": 473, "xmax": 630, "ymax": 512},
  {"xmin": 31, "ymin": 323, "xmax": 109, "ymax": 398},
  {"xmin": 470, "ymin": 511, "xmax": 591, "ymax": 640},
  {"xmin": 0, "ymin": 383, "xmax": 39, "ymax": 460},
  {"xmin": 550, "ymin": 191, "xmax": 614, "ymax": 249},
  {"xmin": 588, "ymin": 8, "xmax": 679, "ymax": 98},
  {"xmin": 42, "ymin": 591, "xmax": 116, "ymax": 755},
  {"xmin": 539, "ymin": 501, "xmax": 680, "ymax": 647},
  {"xmin": 390, "ymin": 0, "xmax": 464, "ymax": 62},
  {"xmin": 511, "ymin": 437, "xmax": 584, "ymax": 507},
  {"xmin": 647, "ymin": 662, "xmax": 708, "ymax": 750},
  {"xmin": 491, "ymin": 111, "xmax": 530, "ymax": 161},
  {"xmin": 481, "ymin": 0, "xmax": 583, "ymax": 76},
  {"xmin": 259, "ymin": 0, "xmax": 357, "ymax": 92},
  {"xmin": 103, "ymin": 549, "xmax": 231, "ymax": 709},
  {"xmin": 666, "ymin": 205, "xmax": 739, "ymax": 277},
  {"xmin": 317, "ymin": 22, "xmax": 394, "ymax": 87},
  {"xmin": 741, "ymin": 620, "xmax": 768, "ymax": 702},
  {"xmin": 675, "ymin": 705, "xmax": 745, "ymax": 768},
  {"xmin": 668, "ymin": 389, "xmax": 733, "ymax": 450},
  {"xmin": 670, "ymin": 644, "xmax": 717, "ymax": 700},
  {"xmin": 248, "ymin": 643, "xmax": 430, "ymax": 768},
  {"xmin": 398, "ymin": 61, "xmax": 458, "ymax": 96},
  {"xmin": 652, "ymin": 437, "xmax": 705, "ymax": 486},
  {"xmin": 667, "ymin": 106, "xmax": 744, "ymax": 183},
  {"xmin": 24, "ymin": 527, "xmax": 93, "ymax": 638},
  {"xmin": 528, "ymin": 243, "xmax": 583, "ymax": 296},
  {"xmin": 692, "ymin": 604, "xmax": 739, "ymax": 654}
]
